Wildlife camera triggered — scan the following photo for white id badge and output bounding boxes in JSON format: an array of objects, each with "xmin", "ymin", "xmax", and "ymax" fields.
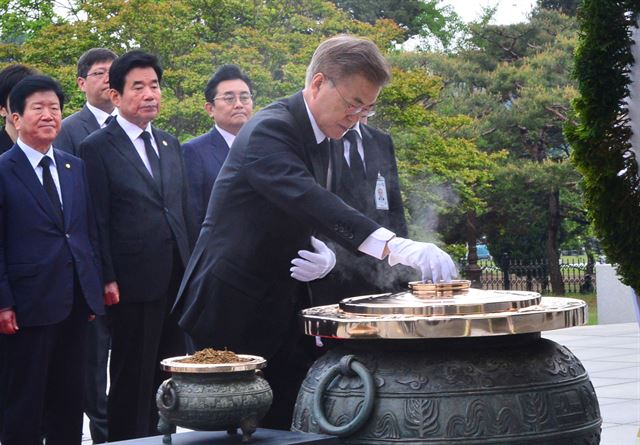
[{"xmin": 375, "ymin": 173, "xmax": 389, "ymax": 210}]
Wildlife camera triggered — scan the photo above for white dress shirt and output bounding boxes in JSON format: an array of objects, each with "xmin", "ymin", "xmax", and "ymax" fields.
[
  {"xmin": 215, "ymin": 124, "xmax": 236, "ymax": 148},
  {"xmin": 17, "ymin": 138, "xmax": 63, "ymax": 206},
  {"xmin": 86, "ymin": 102, "xmax": 117, "ymax": 128},
  {"xmin": 116, "ymin": 115, "xmax": 159, "ymax": 176}
]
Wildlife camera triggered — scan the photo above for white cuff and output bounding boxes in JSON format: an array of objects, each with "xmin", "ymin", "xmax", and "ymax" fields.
[{"xmin": 358, "ymin": 227, "xmax": 395, "ymax": 259}]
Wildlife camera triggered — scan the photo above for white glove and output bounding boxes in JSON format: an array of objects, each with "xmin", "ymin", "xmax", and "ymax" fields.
[
  {"xmin": 290, "ymin": 236, "xmax": 336, "ymax": 282},
  {"xmin": 387, "ymin": 237, "xmax": 458, "ymax": 282}
]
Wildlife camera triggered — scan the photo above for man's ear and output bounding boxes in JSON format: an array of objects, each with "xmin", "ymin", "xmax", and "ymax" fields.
[
  {"xmin": 204, "ymin": 101, "xmax": 216, "ymax": 119},
  {"xmin": 11, "ymin": 112, "xmax": 22, "ymax": 131},
  {"xmin": 77, "ymin": 76, "xmax": 87, "ymax": 94},
  {"xmin": 109, "ymin": 89, "xmax": 121, "ymax": 108},
  {"xmin": 309, "ymin": 72, "xmax": 325, "ymax": 99}
]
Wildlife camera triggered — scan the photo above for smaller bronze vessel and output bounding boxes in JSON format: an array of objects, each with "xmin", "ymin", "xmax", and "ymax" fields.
[{"xmin": 156, "ymin": 354, "xmax": 272, "ymax": 443}]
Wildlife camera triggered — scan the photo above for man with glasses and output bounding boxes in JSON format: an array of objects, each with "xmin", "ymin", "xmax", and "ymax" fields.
[
  {"xmin": 53, "ymin": 47, "xmax": 117, "ymax": 444},
  {"xmin": 55, "ymin": 48, "xmax": 117, "ymax": 156},
  {"xmin": 183, "ymin": 64, "xmax": 254, "ymax": 227},
  {"xmin": 173, "ymin": 35, "xmax": 457, "ymax": 429}
]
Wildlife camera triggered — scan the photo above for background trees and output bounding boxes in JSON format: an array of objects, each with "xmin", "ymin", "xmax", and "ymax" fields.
[{"xmin": 0, "ymin": 0, "xmax": 599, "ymax": 293}]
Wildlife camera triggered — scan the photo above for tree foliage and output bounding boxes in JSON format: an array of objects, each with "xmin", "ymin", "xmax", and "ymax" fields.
[
  {"xmin": 537, "ymin": 0, "xmax": 580, "ymax": 16},
  {"xmin": 566, "ymin": 0, "xmax": 640, "ymax": 291},
  {"xmin": 329, "ymin": 0, "xmax": 464, "ymax": 47},
  {"xmin": 0, "ymin": 0, "xmax": 58, "ymax": 44}
]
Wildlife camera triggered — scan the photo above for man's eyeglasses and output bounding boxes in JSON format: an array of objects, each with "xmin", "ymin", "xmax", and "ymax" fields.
[
  {"xmin": 328, "ymin": 78, "xmax": 376, "ymax": 118},
  {"xmin": 213, "ymin": 93, "xmax": 253, "ymax": 105},
  {"xmin": 85, "ymin": 70, "xmax": 108, "ymax": 79}
]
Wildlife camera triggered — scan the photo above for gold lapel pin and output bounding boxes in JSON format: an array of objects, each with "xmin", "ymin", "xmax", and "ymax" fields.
[
  {"xmin": 65, "ymin": 163, "xmax": 71, "ymax": 169},
  {"xmin": 162, "ymin": 140, "xmax": 168, "ymax": 146}
]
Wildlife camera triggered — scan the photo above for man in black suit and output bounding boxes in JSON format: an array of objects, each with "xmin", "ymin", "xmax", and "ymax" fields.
[
  {"xmin": 53, "ymin": 47, "xmax": 117, "ymax": 444},
  {"xmin": 183, "ymin": 64, "xmax": 254, "ymax": 226},
  {"xmin": 55, "ymin": 48, "xmax": 117, "ymax": 155},
  {"xmin": 173, "ymin": 35, "xmax": 457, "ymax": 429},
  {"xmin": 311, "ymin": 119, "xmax": 417, "ymax": 305},
  {"xmin": 0, "ymin": 75, "xmax": 105, "ymax": 445},
  {"xmin": 79, "ymin": 51, "xmax": 194, "ymax": 441},
  {"xmin": 0, "ymin": 64, "xmax": 37, "ymax": 153}
]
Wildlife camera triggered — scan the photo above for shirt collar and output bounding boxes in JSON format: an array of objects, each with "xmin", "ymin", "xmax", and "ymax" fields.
[
  {"xmin": 215, "ymin": 124, "xmax": 236, "ymax": 148},
  {"xmin": 116, "ymin": 115, "xmax": 153, "ymax": 142},
  {"xmin": 86, "ymin": 102, "xmax": 115, "ymax": 127},
  {"xmin": 302, "ymin": 96, "xmax": 327, "ymax": 145},
  {"xmin": 17, "ymin": 138, "xmax": 55, "ymax": 170}
]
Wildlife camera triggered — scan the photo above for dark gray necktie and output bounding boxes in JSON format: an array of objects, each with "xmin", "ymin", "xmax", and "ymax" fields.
[
  {"xmin": 39, "ymin": 156, "xmax": 63, "ymax": 225},
  {"xmin": 140, "ymin": 131, "xmax": 162, "ymax": 190},
  {"xmin": 345, "ymin": 130, "xmax": 366, "ymax": 180}
]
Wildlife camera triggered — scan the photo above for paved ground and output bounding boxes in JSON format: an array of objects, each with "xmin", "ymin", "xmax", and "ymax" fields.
[
  {"xmin": 82, "ymin": 322, "xmax": 640, "ymax": 444},
  {"xmin": 543, "ymin": 322, "xmax": 640, "ymax": 445}
]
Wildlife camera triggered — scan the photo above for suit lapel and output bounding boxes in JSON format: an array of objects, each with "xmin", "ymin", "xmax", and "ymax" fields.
[
  {"xmin": 9, "ymin": 146, "xmax": 64, "ymax": 231},
  {"xmin": 288, "ymin": 92, "xmax": 328, "ymax": 188},
  {"xmin": 80, "ymin": 105, "xmax": 100, "ymax": 135},
  {"xmin": 107, "ymin": 120, "xmax": 163, "ymax": 200},
  {"xmin": 55, "ymin": 150, "xmax": 74, "ymax": 229},
  {"xmin": 210, "ymin": 128, "xmax": 229, "ymax": 166}
]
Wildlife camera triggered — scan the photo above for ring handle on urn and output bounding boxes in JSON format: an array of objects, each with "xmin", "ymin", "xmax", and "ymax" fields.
[
  {"xmin": 159, "ymin": 380, "xmax": 178, "ymax": 411},
  {"xmin": 312, "ymin": 355, "xmax": 376, "ymax": 437}
]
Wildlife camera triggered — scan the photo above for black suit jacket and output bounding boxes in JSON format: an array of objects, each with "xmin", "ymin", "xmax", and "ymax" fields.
[
  {"xmin": 311, "ymin": 124, "xmax": 415, "ymax": 305},
  {"xmin": 173, "ymin": 92, "xmax": 381, "ymax": 358},
  {"xmin": 54, "ymin": 104, "xmax": 100, "ymax": 155},
  {"xmin": 182, "ymin": 127, "xmax": 229, "ymax": 226},
  {"xmin": 0, "ymin": 145, "xmax": 103, "ymax": 325},
  {"xmin": 79, "ymin": 119, "xmax": 194, "ymax": 304},
  {"xmin": 0, "ymin": 128, "xmax": 13, "ymax": 154}
]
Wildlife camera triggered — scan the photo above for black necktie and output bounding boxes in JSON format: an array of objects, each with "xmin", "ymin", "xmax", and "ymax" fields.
[
  {"xmin": 39, "ymin": 156, "xmax": 63, "ymax": 225},
  {"xmin": 345, "ymin": 130, "xmax": 366, "ymax": 180},
  {"xmin": 104, "ymin": 115, "xmax": 113, "ymax": 126},
  {"xmin": 140, "ymin": 131, "xmax": 162, "ymax": 190}
]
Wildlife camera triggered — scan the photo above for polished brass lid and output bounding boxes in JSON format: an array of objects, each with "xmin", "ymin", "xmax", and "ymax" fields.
[
  {"xmin": 340, "ymin": 288, "xmax": 540, "ymax": 316},
  {"xmin": 160, "ymin": 354, "xmax": 266, "ymax": 373},
  {"xmin": 301, "ymin": 283, "xmax": 587, "ymax": 339}
]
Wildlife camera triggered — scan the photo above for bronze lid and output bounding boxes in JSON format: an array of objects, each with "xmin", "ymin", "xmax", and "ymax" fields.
[
  {"xmin": 160, "ymin": 354, "xmax": 267, "ymax": 373},
  {"xmin": 301, "ymin": 283, "xmax": 587, "ymax": 339}
]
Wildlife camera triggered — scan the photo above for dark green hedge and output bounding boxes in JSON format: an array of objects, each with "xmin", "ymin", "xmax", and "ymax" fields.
[{"xmin": 566, "ymin": 0, "xmax": 640, "ymax": 290}]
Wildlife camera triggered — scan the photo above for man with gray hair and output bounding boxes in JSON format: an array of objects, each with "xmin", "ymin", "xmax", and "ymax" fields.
[{"xmin": 173, "ymin": 35, "xmax": 456, "ymax": 428}]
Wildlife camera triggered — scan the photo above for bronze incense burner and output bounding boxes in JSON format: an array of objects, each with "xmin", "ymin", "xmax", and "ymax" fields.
[
  {"xmin": 292, "ymin": 281, "xmax": 601, "ymax": 444},
  {"xmin": 156, "ymin": 354, "xmax": 272, "ymax": 443}
]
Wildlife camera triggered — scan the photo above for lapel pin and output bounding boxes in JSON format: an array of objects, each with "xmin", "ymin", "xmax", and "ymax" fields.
[
  {"xmin": 65, "ymin": 163, "xmax": 71, "ymax": 169},
  {"xmin": 162, "ymin": 140, "xmax": 168, "ymax": 147}
]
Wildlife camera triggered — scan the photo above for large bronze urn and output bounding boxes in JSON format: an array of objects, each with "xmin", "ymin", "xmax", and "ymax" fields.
[{"xmin": 292, "ymin": 282, "xmax": 601, "ymax": 444}]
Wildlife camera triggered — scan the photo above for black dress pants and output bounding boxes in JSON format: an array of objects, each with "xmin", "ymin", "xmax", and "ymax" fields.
[
  {"xmin": 83, "ymin": 313, "xmax": 110, "ymax": 443},
  {"xmin": 107, "ymin": 256, "xmax": 186, "ymax": 442},
  {"xmin": 0, "ymin": 293, "xmax": 89, "ymax": 445}
]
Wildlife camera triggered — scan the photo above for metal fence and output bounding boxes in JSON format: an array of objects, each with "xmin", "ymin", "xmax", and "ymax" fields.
[{"xmin": 462, "ymin": 258, "xmax": 596, "ymax": 294}]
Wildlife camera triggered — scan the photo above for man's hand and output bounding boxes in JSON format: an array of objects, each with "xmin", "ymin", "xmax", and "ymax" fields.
[
  {"xmin": 290, "ymin": 236, "xmax": 336, "ymax": 282},
  {"xmin": 104, "ymin": 281, "xmax": 120, "ymax": 306},
  {"xmin": 0, "ymin": 309, "xmax": 18, "ymax": 335},
  {"xmin": 387, "ymin": 237, "xmax": 457, "ymax": 282}
]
